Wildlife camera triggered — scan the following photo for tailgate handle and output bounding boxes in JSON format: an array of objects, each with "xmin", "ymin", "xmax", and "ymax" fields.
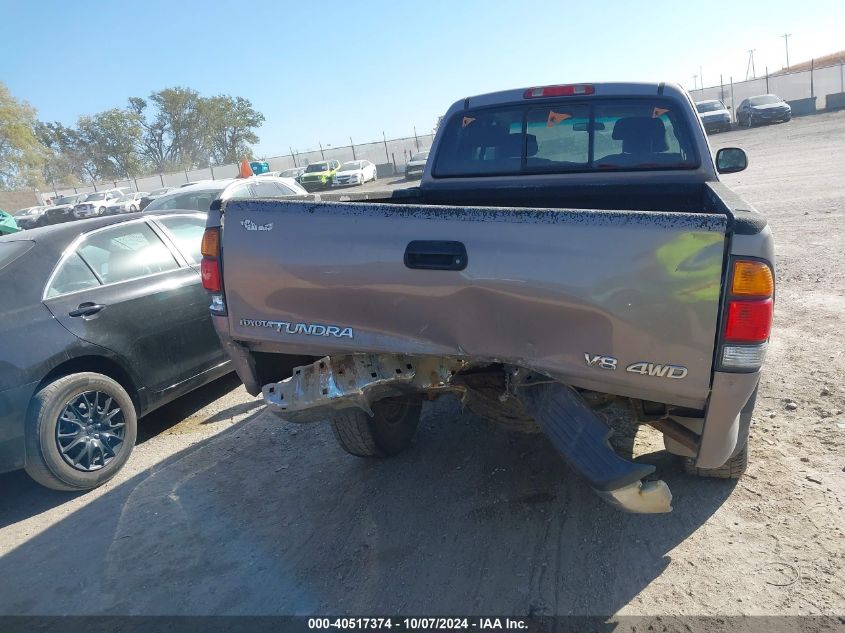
[{"xmin": 404, "ymin": 241, "xmax": 467, "ymax": 271}]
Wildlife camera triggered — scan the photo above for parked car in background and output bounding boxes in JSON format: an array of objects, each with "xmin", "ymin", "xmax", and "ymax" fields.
[
  {"xmin": 138, "ymin": 187, "xmax": 174, "ymax": 210},
  {"xmin": 12, "ymin": 205, "xmax": 51, "ymax": 230},
  {"xmin": 73, "ymin": 190, "xmax": 124, "ymax": 219},
  {"xmin": 279, "ymin": 167, "xmax": 306, "ymax": 183},
  {"xmin": 299, "ymin": 160, "xmax": 341, "ymax": 191},
  {"xmin": 44, "ymin": 194, "xmax": 87, "ymax": 225},
  {"xmin": 736, "ymin": 94, "xmax": 791, "ymax": 127},
  {"xmin": 143, "ymin": 176, "xmax": 307, "ymax": 214},
  {"xmin": 0, "ymin": 211, "xmax": 233, "ymax": 491},
  {"xmin": 405, "ymin": 150, "xmax": 429, "ymax": 179},
  {"xmin": 332, "ymin": 160, "xmax": 377, "ymax": 187},
  {"xmin": 695, "ymin": 100, "xmax": 732, "ymax": 133},
  {"xmin": 104, "ymin": 192, "xmax": 148, "ymax": 215}
]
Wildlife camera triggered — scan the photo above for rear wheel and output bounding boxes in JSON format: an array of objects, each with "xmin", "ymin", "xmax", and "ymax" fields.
[
  {"xmin": 330, "ymin": 396, "xmax": 422, "ymax": 457},
  {"xmin": 684, "ymin": 442, "xmax": 748, "ymax": 479},
  {"xmin": 129, "ymin": 204, "xmax": 137, "ymax": 212},
  {"xmin": 98, "ymin": 206, "xmax": 106, "ymax": 216},
  {"xmin": 24, "ymin": 372, "xmax": 137, "ymax": 491}
]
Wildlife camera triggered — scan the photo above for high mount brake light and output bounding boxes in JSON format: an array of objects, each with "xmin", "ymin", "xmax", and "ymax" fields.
[{"xmin": 523, "ymin": 84, "xmax": 595, "ymax": 99}]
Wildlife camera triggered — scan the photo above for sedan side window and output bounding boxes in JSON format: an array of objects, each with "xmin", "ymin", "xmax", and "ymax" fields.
[
  {"xmin": 156, "ymin": 215, "xmax": 205, "ymax": 263},
  {"xmin": 45, "ymin": 252, "xmax": 101, "ymax": 298},
  {"xmin": 77, "ymin": 222, "xmax": 179, "ymax": 285}
]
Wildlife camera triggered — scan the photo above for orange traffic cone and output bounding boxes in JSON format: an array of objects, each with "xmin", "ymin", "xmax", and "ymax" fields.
[{"xmin": 237, "ymin": 158, "xmax": 253, "ymax": 178}]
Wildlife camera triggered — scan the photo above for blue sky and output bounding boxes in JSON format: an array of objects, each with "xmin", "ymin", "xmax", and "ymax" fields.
[{"xmin": 1, "ymin": 0, "xmax": 843, "ymax": 156}]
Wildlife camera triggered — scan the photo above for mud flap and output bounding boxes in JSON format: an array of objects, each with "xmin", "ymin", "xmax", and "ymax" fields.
[{"xmin": 517, "ymin": 382, "xmax": 673, "ymax": 513}]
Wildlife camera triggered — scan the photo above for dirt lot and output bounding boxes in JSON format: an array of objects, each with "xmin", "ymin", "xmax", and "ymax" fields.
[{"xmin": 0, "ymin": 112, "xmax": 843, "ymax": 618}]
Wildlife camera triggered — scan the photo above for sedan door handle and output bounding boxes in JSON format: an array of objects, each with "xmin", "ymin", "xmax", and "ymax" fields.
[{"xmin": 68, "ymin": 302, "xmax": 106, "ymax": 318}]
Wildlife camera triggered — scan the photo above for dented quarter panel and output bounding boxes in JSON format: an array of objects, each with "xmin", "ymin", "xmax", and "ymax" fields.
[{"xmin": 221, "ymin": 199, "xmax": 727, "ymax": 408}]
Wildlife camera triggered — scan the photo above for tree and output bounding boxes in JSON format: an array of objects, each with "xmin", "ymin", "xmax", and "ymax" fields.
[
  {"xmin": 76, "ymin": 108, "xmax": 144, "ymax": 180},
  {"xmin": 201, "ymin": 95, "xmax": 264, "ymax": 164},
  {"xmin": 130, "ymin": 87, "xmax": 206, "ymax": 170},
  {"xmin": 0, "ymin": 82, "xmax": 44, "ymax": 188}
]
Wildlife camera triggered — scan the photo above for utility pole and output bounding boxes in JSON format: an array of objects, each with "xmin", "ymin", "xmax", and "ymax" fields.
[
  {"xmin": 692, "ymin": 74, "xmax": 698, "ymax": 90},
  {"xmin": 781, "ymin": 33, "xmax": 791, "ymax": 70},
  {"xmin": 746, "ymin": 49, "xmax": 757, "ymax": 80},
  {"xmin": 700, "ymin": 65, "xmax": 704, "ymax": 89}
]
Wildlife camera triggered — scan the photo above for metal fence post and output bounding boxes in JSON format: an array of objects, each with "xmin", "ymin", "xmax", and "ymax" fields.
[
  {"xmin": 810, "ymin": 58, "xmax": 815, "ymax": 98},
  {"xmin": 392, "ymin": 153, "xmax": 397, "ymax": 175},
  {"xmin": 383, "ymin": 132, "xmax": 389, "ymax": 163},
  {"xmin": 730, "ymin": 76, "xmax": 735, "ymax": 122},
  {"xmin": 318, "ymin": 142, "xmax": 325, "ymax": 160},
  {"xmin": 414, "ymin": 126, "xmax": 419, "ymax": 151},
  {"xmin": 289, "ymin": 147, "xmax": 297, "ymax": 167},
  {"xmin": 840, "ymin": 60, "xmax": 844, "ymax": 93},
  {"xmin": 765, "ymin": 66, "xmax": 769, "ymax": 93},
  {"xmin": 350, "ymin": 137, "xmax": 356, "ymax": 160},
  {"xmin": 210, "ymin": 165, "xmax": 215, "ymax": 180}
]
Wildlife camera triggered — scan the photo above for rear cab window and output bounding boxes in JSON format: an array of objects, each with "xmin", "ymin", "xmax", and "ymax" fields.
[{"xmin": 433, "ymin": 98, "xmax": 698, "ymax": 177}]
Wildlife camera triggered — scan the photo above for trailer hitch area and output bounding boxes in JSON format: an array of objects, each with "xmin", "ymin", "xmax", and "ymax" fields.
[
  {"xmin": 514, "ymin": 376, "xmax": 673, "ymax": 514},
  {"xmin": 262, "ymin": 354, "xmax": 467, "ymax": 423}
]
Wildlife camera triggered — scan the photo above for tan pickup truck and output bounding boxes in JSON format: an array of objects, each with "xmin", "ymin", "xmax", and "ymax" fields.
[{"xmin": 201, "ymin": 82, "xmax": 774, "ymax": 513}]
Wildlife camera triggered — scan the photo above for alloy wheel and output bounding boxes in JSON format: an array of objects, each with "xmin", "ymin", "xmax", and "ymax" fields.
[{"xmin": 55, "ymin": 391, "xmax": 126, "ymax": 472}]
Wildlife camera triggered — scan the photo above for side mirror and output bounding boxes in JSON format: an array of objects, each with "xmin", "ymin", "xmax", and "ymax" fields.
[{"xmin": 716, "ymin": 147, "xmax": 747, "ymax": 174}]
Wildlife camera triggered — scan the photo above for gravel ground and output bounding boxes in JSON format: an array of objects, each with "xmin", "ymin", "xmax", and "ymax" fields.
[{"xmin": 0, "ymin": 112, "xmax": 843, "ymax": 618}]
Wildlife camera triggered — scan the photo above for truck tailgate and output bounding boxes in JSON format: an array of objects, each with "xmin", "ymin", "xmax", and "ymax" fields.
[{"xmin": 220, "ymin": 200, "xmax": 728, "ymax": 408}]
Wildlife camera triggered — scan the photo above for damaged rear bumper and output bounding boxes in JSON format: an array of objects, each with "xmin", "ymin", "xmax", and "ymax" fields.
[{"xmin": 262, "ymin": 353, "xmax": 672, "ymax": 514}]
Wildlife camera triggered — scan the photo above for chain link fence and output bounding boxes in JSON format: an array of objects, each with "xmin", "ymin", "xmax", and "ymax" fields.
[
  {"xmin": 688, "ymin": 60, "xmax": 845, "ymax": 121},
  {"xmin": 39, "ymin": 131, "xmax": 436, "ymax": 201}
]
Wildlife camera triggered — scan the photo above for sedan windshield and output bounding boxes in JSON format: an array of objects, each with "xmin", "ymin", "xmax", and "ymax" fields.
[
  {"xmin": 410, "ymin": 151, "xmax": 429, "ymax": 162},
  {"xmin": 85, "ymin": 192, "xmax": 107, "ymax": 201},
  {"xmin": 696, "ymin": 101, "xmax": 724, "ymax": 113},
  {"xmin": 115, "ymin": 195, "xmax": 133, "ymax": 203},
  {"xmin": 305, "ymin": 163, "xmax": 329, "ymax": 173},
  {"xmin": 280, "ymin": 168, "xmax": 303, "ymax": 177},
  {"xmin": 339, "ymin": 161, "xmax": 363, "ymax": 171},
  {"xmin": 748, "ymin": 95, "xmax": 782, "ymax": 106}
]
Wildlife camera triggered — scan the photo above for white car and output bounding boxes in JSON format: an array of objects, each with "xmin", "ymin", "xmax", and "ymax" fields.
[
  {"xmin": 143, "ymin": 176, "xmax": 308, "ymax": 213},
  {"xmin": 332, "ymin": 160, "xmax": 377, "ymax": 187},
  {"xmin": 104, "ymin": 192, "xmax": 148, "ymax": 215},
  {"xmin": 73, "ymin": 189, "xmax": 124, "ymax": 218}
]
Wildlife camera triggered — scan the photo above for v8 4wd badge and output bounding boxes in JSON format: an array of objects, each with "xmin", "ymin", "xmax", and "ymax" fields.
[{"xmin": 585, "ymin": 354, "xmax": 687, "ymax": 379}]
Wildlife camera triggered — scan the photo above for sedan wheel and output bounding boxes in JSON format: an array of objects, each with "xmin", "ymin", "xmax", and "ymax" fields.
[
  {"xmin": 24, "ymin": 372, "xmax": 137, "ymax": 491},
  {"xmin": 130, "ymin": 205, "xmax": 137, "ymax": 212},
  {"xmin": 98, "ymin": 207, "xmax": 106, "ymax": 216}
]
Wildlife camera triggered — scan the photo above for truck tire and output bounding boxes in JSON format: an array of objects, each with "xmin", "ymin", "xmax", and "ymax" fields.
[
  {"xmin": 330, "ymin": 396, "xmax": 422, "ymax": 457},
  {"xmin": 683, "ymin": 385, "xmax": 756, "ymax": 479},
  {"xmin": 24, "ymin": 372, "xmax": 137, "ymax": 491},
  {"xmin": 684, "ymin": 441, "xmax": 748, "ymax": 479}
]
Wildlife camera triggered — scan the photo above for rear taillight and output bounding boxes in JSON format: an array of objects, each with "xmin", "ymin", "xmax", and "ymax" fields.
[
  {"xmin": 201, "ymin": 227, "xmax": 225, "ymax": 313},
  {"xmin": 720, "ymin": 259, "xmax": 774, "ymax": 370},
  {"xmin": 524, "ymin": 84, "xmax": 594, "ymax": 99},
  {"xmin": 201, "ymin": 257, "xmax": 221, "ymax": 293},
  {"xmin": 724, "ymin": 299, "xmax": 773, "ymax": 342}
]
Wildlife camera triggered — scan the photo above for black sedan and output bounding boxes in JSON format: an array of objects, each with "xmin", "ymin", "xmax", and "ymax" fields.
[
  {"xmin": 736, "ymin": 94, "xmax": 792, "ymax": 127},
  {"xmin": 0, "ymin": 211, "xmax": 231, "ymax": 490}
]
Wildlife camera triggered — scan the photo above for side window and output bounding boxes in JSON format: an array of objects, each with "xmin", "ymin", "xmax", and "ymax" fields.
[
  {"xmin": 77, "ymin": 222, "xmax": 179, "ymax": 285},
  {"xmin": 45, "ymin": 253, "xmax": 100, "ymax": 298},
  {"xmin": 157, "ymin": 215, "xmax": 205, "ymax": 263}
]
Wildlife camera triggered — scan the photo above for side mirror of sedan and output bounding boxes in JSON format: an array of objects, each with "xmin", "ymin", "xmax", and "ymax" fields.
[{"xmin": 716, "ymin": 147, "xmax": 748, "ymax": 174}]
